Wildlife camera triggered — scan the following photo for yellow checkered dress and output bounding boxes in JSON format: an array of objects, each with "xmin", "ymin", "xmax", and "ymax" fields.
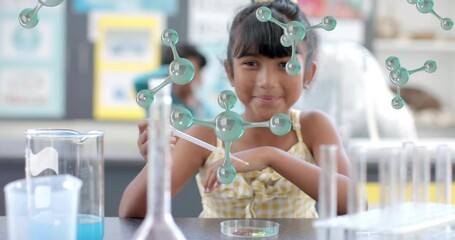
[{"xmin": 195, "ymin": 109, "xmax": 319, "ymax": 218}]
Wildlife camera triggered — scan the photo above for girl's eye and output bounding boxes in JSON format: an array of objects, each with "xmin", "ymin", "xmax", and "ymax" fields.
[
  {"xmin": 243, "ymin": 61, "xmax": 257, "ymax": 67},
  {"xmin": 279, "ymin": 62, "xmax": 287, "ymax": 68}
]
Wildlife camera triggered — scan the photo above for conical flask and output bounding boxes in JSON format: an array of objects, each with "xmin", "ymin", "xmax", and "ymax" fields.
[{"xmin": 132, "ymin": 78, "xmax": 186, "ymax": 240}]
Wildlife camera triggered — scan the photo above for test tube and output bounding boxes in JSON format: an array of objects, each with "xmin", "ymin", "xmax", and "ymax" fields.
[
  {"xmin": 412, "ymin": 146, "xmax": 430, "ymax": 203},
  {"xmin": 435, "ymin": 145, "xmax": 453, "ymax": 239},
  {"xmin": 346, "ymin": 147, "xmax": 367, "ymax": 240},
  {"xmin": 435, "ymin": 145, "xmax": 452, "ymax": 204},
  {"xmin": 318, "ymin": 144, "xmax": 338, "ymax": 219},
  {"xmin": 402, "ymin": 146, "xmax": 430, "ymax": 240},
  {"xmin": 400, "ymin": 142, "xmax": 415, "ymax": 202},
  {"xmin": 410, "ymin": 147, "xmax": 431, "ymax": 240},
  {"xmin": 317, "ymin": 145, "xmax": 342, "ymax": 240},
  {"xmin": 347, "ymin": 147, "xmax": 367, "ymax": 215},
  {"xmin": 379, "ymin": 147, "xmax": 400, "ymax": 209}
]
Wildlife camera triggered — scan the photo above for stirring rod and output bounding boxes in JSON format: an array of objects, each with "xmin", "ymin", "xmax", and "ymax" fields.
[{"xmin": 172, "ymin": 128, "xmax": 249, "ymax": 165}]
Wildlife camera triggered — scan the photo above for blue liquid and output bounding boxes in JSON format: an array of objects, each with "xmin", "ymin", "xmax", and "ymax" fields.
[
  {"xmin": 29, "ymin": 215, "xmax": 76, "ymax": 240},
  {"xmin": 78, "ymin": 214, "xmax": 104, "ymax": 240}
]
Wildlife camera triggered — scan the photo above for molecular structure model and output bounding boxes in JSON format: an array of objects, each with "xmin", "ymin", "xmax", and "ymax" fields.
[
  {"xmin": 407, "ymin": 0, "xmax": 454, "ymax": 30},
  {"xmin": 136, "ymin": 6, "xmax": 338, "ymax": 184},
  {"xmin": 170, "ymin": 90, "xmax": 292, "ymax": 184},
  {"xmin": 385, "ymin": 56, "xmax": 437, "ymax": 109},
  {"xmin": 136, "ymin": 29, "xmax": 195, "ymax": 108},
  {"xmin": 18, "ymin": 0, "xmax": 64, "ymax": 29},
  {"xmin": 255, "ymin": 6, "xmax": 337, "ymax": 75}
]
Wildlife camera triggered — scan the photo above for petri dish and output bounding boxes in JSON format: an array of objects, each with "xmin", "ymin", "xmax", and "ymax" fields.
[{"xmin": 220, "ymin": 219, "xmax": 279, "ymax": 238}]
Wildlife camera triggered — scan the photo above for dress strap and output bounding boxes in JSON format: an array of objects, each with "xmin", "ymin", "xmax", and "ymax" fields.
[
  {"xmin": 290, "ymin": 109, "xmax": 303, "ymax": 143},
  {"xmin": 216, "ymin": 138, "xmax": 223, "ymax": 149}
]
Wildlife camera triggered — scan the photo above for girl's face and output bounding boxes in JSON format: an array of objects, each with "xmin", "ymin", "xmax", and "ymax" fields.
[{"xmin": 227, "ymin": 52, "xmax": 312, "ymax": 121}]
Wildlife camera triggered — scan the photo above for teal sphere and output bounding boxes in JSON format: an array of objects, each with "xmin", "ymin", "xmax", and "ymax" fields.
[
  {"xmin": 322, "ymin": 16, "xmax": 337, "ymax": 31},
  {"xmin": 256, "ymin": 6, "xmax": 272, "ymax": 22},
  {"xmin": 424, "ymin": 60, "xmax": 437, "ymax": 73},
  {"xmin": 285, "ymin": 58, "xmax": 301, "ymax": 76},
  {"xmin": 269, "ymin": 113, "xmax": 292, "ymax": 136},
  {"xmin": 39, "ymin": 0, "xmax": 64, "ymax": 7},
  {"xmin": 441, "ymin": 18, "xmax": 454, "ymax": 30},
  {"xmin": 416, "ymin": 0, "xmax": 434, "ymax": 14},
  {"xmin": 284, "ymin": 21, "xmax": 306, "ymax": 42},
  {"xmin": 389, "ymin": 67, "xmax": 409, "ymax": 87},
  {"xmin": 170, "ymin": 107, "xmax": 194, "ymax": 130},
  {"xmin": 18, "ymin": 8, "xmax": 39, "ymax": 29},
  {"xmin": 161, "ymin": 29, "xmax": 179, "ymax": 47},
  {"xmin": 391, "ymin": 96, "xmax": 405, "ymax": 109},
  {"xmin": 218, "ymin": 90, "xmax": 237, "ymax": 110},
  {"xmin": 217, "ymin": 164, "xmax": 237, "ymax": 184},
  {"xmin": 169, "ymin": 58, "xmax": 195, "ymax": 85},
  {"xmin": 280, "ymin": 35, "xmax": 292, "ymax": 47},
  {"xmin": 385, "ymin": 56, "xmax": 400, "ymax": 71},
  {"xmin": 136, "ymin": 89, "xmax": 154, "ymax": 108},
  {"xmin": 215, "ymin": 111, "xmax": 244, "ymax": 142}
]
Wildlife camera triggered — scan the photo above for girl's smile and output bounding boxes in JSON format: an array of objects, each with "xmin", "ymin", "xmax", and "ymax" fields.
[{"xmin": 253, "ymin": 95, "xmax": 283, "ymax": 105}]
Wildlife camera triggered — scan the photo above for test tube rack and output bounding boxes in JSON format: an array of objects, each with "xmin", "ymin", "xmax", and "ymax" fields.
[{"xmin": 314, "ymin": 144, "xmax": 454, "ymax": 239}]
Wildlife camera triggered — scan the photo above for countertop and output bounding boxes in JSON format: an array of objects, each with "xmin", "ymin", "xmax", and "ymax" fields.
[{"xmin": 0, "ymin": 217, "xmax": 317, "ymax": 240}]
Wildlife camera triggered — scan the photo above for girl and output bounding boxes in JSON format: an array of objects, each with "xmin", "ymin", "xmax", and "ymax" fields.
[{"xmin": 119, "ymin": 0, "xmax": 351, "ymax": 218}]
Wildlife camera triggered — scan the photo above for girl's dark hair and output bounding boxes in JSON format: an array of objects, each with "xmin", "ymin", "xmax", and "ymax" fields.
[
  {"xmin": 162, "ymin": 43, "xmax": 207, "ymax": 68},
  {"xmin": 227, "ymin": 0, "xmax": 318, "ymax": 74}
]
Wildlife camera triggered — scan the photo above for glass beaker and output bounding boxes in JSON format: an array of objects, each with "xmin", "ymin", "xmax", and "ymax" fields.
[
  {"xmin": 25, "ymin": 129, "xmax": 104, "ymax": 240},
  {"xmin": 4, "ymin": 174, "xmax": 82, "ymax": 240}
]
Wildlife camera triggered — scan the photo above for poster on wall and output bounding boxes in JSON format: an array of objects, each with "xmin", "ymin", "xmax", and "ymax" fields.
[
  {"xmin": 0, "ymin": 0, "xmax": 65, "ymax": 118},
  {"xmin": 187, "ymin": 0, "xmax": 248, "ymax": 115},
  {"xmin": 297, "ymin": 0, "xmax": 365, "ymax": 18},
  {"xmin": 73, "ymin": 0, "xmax": 178, "ymax": 15},
  {"xmin": 92, "ymin": 14, "xmax": 163, "ymax": 121}
]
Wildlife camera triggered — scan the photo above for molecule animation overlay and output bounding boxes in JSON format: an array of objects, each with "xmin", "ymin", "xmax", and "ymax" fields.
[
  {"xmin": 255, "ymin": 6, "xmax": 337, "ymax": 75},
  {"xmin": 407, "ymin": 0, "xmax": 453, "ymax": 30},
  {"xmin": 136, "ymin": 29, "xmax": 195, "ymax": 109},
  {"xmin": 19, "ymin": 0, "xmax": 64, "ymax": 28},
  {"xmin": 385, "ymin": 56, "xmax": 437, "ymax": 109},
  {"xmin": 170, "ymin": 90, "xmax": 292, "ymax": 184}
]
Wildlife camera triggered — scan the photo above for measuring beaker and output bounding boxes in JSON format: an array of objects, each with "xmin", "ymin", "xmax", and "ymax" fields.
[
  {"xmin": 4, "ymin": 174, "xmax": 82, "ymax": 240},
  {"xmin": 25, "ymin": 129, "xmax": 104, "ymax": 240}
]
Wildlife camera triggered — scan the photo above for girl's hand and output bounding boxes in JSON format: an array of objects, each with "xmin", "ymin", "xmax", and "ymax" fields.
[
  {"xmin": 137, "ymin": 119, "xmax": 178, "ymax": 161},
  {"xmin": 170, "ymin": 129, "xmax": 177, "ymax": 150},
  {"xmin": 203, "ymin": 147, "xmax": 274, "ymax": 192},
  {"xmin": 137, "ymin": 119, "xmax": 148, "ymax": 160}
]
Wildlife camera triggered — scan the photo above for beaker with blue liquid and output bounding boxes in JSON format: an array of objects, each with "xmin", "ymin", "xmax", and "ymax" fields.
[{"xmin": 25, "ymin": 129, "xmax": 104, "ymax": 240}]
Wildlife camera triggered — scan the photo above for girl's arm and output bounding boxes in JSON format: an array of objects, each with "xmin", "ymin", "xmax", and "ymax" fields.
[
  {"xmin": 301, "ymin": 110, "xmax": 351, "ymax": 214},
  {"xmin": 204, "ymin": 111, "xmax": 351, "ymax": 215},
  {"xmin": 203, "ymin": 146, "xmax": 350, "ymax": 215},
  {"xmin": 118, "ymin": 121, "xmax": 211, "ymax": 218},
  {"xmin": 118, "ymin": 166, "xmax": 148, "ymax": 217},
  {"xmin": 267, "ymin": 148, "xmax": 350, "ymax": 215}
]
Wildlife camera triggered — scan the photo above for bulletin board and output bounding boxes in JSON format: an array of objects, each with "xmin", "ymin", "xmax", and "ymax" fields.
[
  {"xmin": 298, "ymin": 0, "xmax": 364, "ymax": 18},
  {"xmin": 92, "ymin": 14, "xmax": 163, "ymax": 121},
  {"xmin": 73, "ymin": 0, "xmax": 178, "ymax": 15},
  {"xmin": 187, "ymin": 0, "xmax": 248, "ymax": 114},
  {"xmin": 0, "ymin": 0, "xmax": 66, "ymax": 118}
]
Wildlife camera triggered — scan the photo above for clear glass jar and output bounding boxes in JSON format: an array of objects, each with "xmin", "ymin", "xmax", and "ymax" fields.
[{"xmin": 25, "ymin": 129, "xmax": 104, "ymax": 240}]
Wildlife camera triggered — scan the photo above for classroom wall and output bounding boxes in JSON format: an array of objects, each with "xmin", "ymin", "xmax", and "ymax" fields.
[
  {"xmin": 0, "ymin": 0, "xmax": 206, "ymax": 217},
  {"xmin": 0, "ymin": 120, "xmax": 203, "ymax": 217}
]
